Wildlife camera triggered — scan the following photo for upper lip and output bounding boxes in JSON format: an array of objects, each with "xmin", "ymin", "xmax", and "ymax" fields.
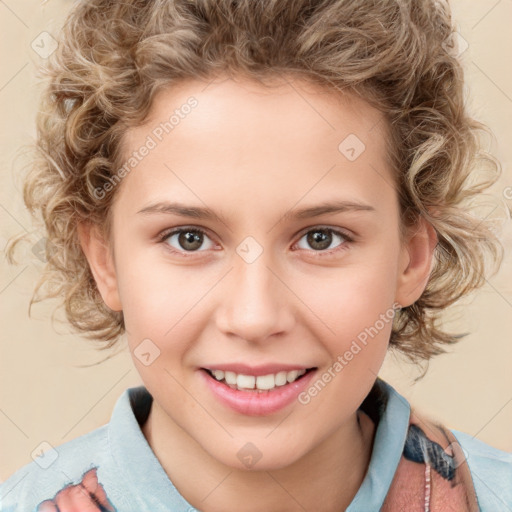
[{"xmin": 201, "ymin": 363, "xmax": 316, "ymax": 376}]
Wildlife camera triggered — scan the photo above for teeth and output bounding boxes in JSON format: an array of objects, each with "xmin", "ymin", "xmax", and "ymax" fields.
[
  {"xmin": 286, "ymin": 370, "xmax": 299, "ymax": 383},
  {"xmin": 224, "ymin": 371, "xmax": 237, "ymax": 385},
  {"xmin": 208, "ymin": 368, "xmax": 308, "ymax": 391},
  {"xmin": 212, "ymin": 369, "xmax": 225, "ymax": 381},
  {"xmin": 237, "ymin": 374, "xmax": 256, "ymax": 389},
  {"xmin": 256, "ymin": 374, "xmax": 275, "ymax": 390},
  {"xmin": 275, "ymin": 371, "xmax": 288, "ymax": 386}
]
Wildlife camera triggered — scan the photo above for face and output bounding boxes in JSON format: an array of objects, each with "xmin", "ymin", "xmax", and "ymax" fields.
[{"xmin": 81, "ymin": 75, "xmax": 435, "ymax": 471}]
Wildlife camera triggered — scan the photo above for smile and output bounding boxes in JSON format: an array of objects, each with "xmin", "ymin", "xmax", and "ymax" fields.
[
  {"xmin": 199, "ymin": 367, "xmax": 319, "ymax": 416},
  {"xmin": 203, "ymin": 368, "xmax": 315, "ymax": 392}
]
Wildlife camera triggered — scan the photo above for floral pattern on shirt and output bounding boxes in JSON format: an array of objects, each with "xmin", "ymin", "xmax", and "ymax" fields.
[{"xmin": 36, "ymin": 467, "xmax": 116, "ymax": 512}]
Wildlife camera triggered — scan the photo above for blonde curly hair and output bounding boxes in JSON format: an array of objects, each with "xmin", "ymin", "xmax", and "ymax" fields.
[{"xmin": 6, "ymin": 0, "xmax": 505, "ymax": 368}]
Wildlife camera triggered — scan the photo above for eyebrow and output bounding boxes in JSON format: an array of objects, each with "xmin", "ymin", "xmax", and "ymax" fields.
[
  {"xmin": 136, "ymin": 199, "xmax": 376, "ymax": 223},
  {"xmin": 282, "ymin": 200, "xmax": 376, "ymax": 220}
]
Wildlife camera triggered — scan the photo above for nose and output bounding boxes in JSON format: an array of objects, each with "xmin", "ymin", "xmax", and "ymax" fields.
[{"xmin": 214, "ymin": 247, "xmax": 295, "ymax": 344}]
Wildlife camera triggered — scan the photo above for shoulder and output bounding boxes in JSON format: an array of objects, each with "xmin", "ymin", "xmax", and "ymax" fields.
[
  {"xmin": 450, "ymin": 428, "xmax": 512, "ymax": 509},
  {"xmin": 374, "ymin": 379, "xmax": 512, "ymax": 510},
  {"xmin": 0, "ymin": 424, "xmax": 121, "ymax": 512}
]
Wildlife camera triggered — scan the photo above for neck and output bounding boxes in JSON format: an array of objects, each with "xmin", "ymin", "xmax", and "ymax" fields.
[{"xmin": 142, "ymin": 403, "xmax": 375, "ymax": 512}]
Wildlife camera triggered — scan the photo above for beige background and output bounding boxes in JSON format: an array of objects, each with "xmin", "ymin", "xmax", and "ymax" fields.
[{"xmin": 1, "ymin": 0, "xmax": 511, "ymax": 481}]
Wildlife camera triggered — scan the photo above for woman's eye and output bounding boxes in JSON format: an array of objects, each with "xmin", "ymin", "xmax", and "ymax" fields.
[
  {"xmin": 159, "ymin": 228, "xmax": 214, "ymax": 253},
  {"xmin": 295, "ymin": 228, "xmax": 352, "ymax": 254},
  {"xmin": 158, "ymin": 226, "xmax": 352, "ymax": 257}
]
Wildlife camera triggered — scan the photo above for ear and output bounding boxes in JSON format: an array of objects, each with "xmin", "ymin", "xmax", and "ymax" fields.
[
  {"xmin": 77, "ymin": 222, "xmax": 122, "ymax": 312},
  {"xmin": 395, "ymin": 215, "xmax": 438, "ymax": 308}
]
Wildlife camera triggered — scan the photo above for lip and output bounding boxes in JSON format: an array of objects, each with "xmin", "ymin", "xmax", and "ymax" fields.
[
  {"xmin": 200, "ymin": 363, "xmax": 314, "ymax": 377},
  {"xmin": 198, "ymin": 367, "xmax": 318, "ymax": 416}
]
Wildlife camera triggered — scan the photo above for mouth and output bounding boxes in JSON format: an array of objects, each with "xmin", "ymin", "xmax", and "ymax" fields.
[{"xmin": 201, "ymin": 367, "xmax": 317, "ymax": 393}]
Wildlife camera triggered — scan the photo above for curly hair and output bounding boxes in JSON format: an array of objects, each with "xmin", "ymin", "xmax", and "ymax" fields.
[{"xmin": 5, "ymin": 0, "xmax": 506, "ymax": 368}]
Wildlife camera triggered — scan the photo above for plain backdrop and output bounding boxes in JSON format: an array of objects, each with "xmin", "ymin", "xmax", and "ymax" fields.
[{"xmin": 1, "ymin": 0, "xmax": 511, "ymax": 481}]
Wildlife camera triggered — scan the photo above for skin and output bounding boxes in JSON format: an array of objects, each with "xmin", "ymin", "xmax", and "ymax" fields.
[{"xmin": 78, "ymin": 75, "xmax": 437, "ymax": 512}]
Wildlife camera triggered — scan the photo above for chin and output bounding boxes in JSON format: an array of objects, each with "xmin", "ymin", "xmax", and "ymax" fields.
[{"xmin": 208, "ymin": 443, "xmax": 304, "ymax": 472}]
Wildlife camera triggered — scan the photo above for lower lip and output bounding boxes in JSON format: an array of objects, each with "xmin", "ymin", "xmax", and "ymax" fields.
[{"xmin": 199, "ymin": 368, "xmax": 318, "ymax": 416}]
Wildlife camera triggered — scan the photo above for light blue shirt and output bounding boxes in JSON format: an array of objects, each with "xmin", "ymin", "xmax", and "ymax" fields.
[{"xmin": 1, "ymin": 380, "xmax": 511, "ymax": 511}]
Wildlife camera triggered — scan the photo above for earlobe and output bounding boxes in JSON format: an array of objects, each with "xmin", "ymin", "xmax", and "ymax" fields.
[
  {"xmin": 395, "ymin": 217, "xmax": 438, "ymax": 308},
  {"xmin": 77, "ymin": 222, "xmax": 122, "ymax": 312}
]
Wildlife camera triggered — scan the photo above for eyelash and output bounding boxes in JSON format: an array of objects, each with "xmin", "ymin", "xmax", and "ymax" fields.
[{"xmin": 156, "ymin": 225, "xmax": 354, "ymax": 258}]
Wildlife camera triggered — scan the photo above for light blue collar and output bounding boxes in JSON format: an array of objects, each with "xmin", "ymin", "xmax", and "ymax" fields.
[{"xmin": 347, "ymin": 379, "xmax": 411, "ymax": 510}]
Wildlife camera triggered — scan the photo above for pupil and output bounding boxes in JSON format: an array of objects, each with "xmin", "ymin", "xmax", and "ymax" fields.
[
  {"xmin": 179, "ymin": 230, "xmax": 202, "ymax": 251},
  {"xmin": 308, "ymin": 230, "xmax": 331, "ymax": 250}
]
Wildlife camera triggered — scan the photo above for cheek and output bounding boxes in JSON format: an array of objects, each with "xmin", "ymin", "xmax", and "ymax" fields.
[
  {"xmin": 296, "ymin": 268, "xmax": 397, "ymax": 419},
  {"xmin": 115, "ymin": 248, "xmax": 204, "ymax": 331},
  {"xmin": 115, "ymin": 253, "xmax": 216, "ymax": 374},
  {"xmin": 306, "ymin": 260, "xmax": 398, "ymax": 331},
  {"xmin": 297, "ymin": 255, "xmax": 398, "ymax": 372}
]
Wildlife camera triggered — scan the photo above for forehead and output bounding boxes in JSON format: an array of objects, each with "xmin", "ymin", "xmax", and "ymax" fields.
[
  {"xmin": 114, "ymin": 75, "xmax": 395, "ymax": 219},
  {"xmin": 130, "ymin": 75, "xmax": 388, "ymax": 150}
]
